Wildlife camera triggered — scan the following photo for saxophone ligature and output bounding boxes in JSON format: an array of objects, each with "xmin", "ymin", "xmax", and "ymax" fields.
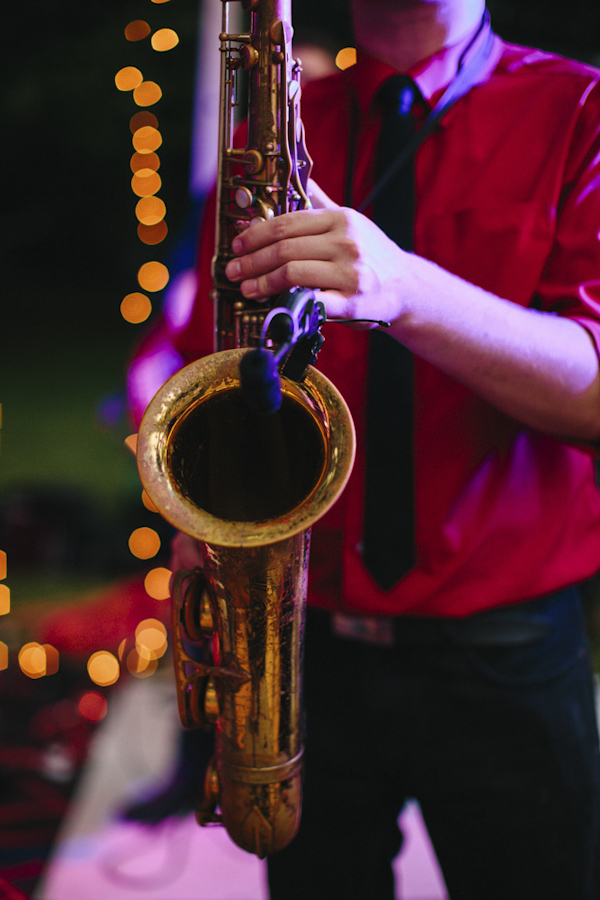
[{"xmin": 136, "ymin": 0, "xmax": 355, "ymax": 859}]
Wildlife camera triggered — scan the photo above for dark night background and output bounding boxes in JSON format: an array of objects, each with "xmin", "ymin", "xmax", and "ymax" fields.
[{"xmin": 0, "ymin": 0, "xmax": 599, "ymax": 602}]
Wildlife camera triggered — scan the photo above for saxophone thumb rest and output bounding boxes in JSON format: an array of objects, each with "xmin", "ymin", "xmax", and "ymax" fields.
[{"xmin": 240, "ymin": 286, "xmax": 390, "ymax": 416}]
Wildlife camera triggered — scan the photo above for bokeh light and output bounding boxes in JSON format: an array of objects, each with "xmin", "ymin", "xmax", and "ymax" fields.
[
  {"xmin": 79, "ymin": 691, "xmax": 108, "ymax": 722},
  {"xmin": 0, "ymin": 642, "xmax": 8, "ymax": 672},
  {"xmin": 335, "ymin": 47, "xmax": 357, "ymax": 70},
  {"xmin": 44, "ymin": 644, "xmax": 60, "ymax": 676},
  {"xmin": 135, "ymin": 618, "xmax": 168, "ymax": 659},
  {"xmin": 131, "ymin": 151, "xmax": 160, "ymax": 173},
  {"xmin": 142, "ymin": 490, "xmax": 159, "ymax": 513},
  {"xmin": 144, "ymin": 567, "xmax": 172, "ymax": 600},
  {"xmin": 137, "ymin": 221, "xmax": 168, "ymax": 245},
  {"xmin": 19, "ymin": 642, "xmax": 48, "ymax": 679},
  {"xmin": 129, "ymin": 111, "xmax": 159, "ymax": 134},
  {"xmin": 125, "ymin": 20, "xmax": 151, "ymax": 42},
  {"xmin": 115, "ymin": 66, "xmax": 143, "ymax": 92},
  {"xmin": 131, "ymin": 169, "xmax": 162, "ymax": 197},
  {"xmin": 127, "ymin": 648, "xmax": 158, "ymax": 678},
  {"xmin": 125, "ymin": 434, "xmax": 138, "ymax": 455},
  {"xmin": 121, "ymin": 292, "xmax": 152, "ymax": 324},
  {"xmin": 88, "ymin": 651, "xmax": 120, "ymax": 687},
  {"xmin": 150, "ymin": 0, "xmax": 172, "ymax": 4},
  {"xmin": 132, "ymin": 126, "xmax": 162, "ymax": 154},
  {"xmin": 135, "ymin": 196, "xmax": 166, "ymax": 226},
  {"xmin": 0, "ymin": 550, "xmax": 6, "ymax": 580},
  {"xmin": 0, "ymin": 585, "xmax": 9, "ymax": 616},
  {"xmin": 151, "ymin": 28, "xmax": 179, "ymax": 52},
  {"xmin": 138, "ymin": 261, "xmax": 170, "ymax": 292},
  {"xmin": 129, "ymin": 526, "xmax": 161, "ymax": 559},
  {"xmin": 133, "ymin": 81, "xmax": 163, "ymax": 108}
]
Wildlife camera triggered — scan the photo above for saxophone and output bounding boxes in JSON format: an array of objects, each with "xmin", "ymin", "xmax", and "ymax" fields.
[{"xmin": 136, "ymin": 0, "xmax": 355, "ymax": 859}]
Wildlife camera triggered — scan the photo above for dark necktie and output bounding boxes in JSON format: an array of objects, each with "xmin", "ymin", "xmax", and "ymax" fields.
[{"xmin": 363, "ymin": 75, "xmax": 417, "ymax": 590}]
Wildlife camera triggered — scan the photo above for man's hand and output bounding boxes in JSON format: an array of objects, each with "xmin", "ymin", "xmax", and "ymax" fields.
[
  {"xmin": 226, "ymin": 179, "xmax": 600, "ymax": 441},
  {"xmin": 224, "ymin": 180, "xmax": 408, "ymax": 326}
]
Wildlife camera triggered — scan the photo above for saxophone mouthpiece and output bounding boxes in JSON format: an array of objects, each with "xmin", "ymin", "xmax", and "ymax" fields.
[{"xmin": 239, "ymin": 347, "xmax": 282, "ymax": 416}]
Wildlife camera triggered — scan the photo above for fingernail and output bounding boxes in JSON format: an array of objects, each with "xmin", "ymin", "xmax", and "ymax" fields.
[
  {"xmin": 231, "ymin": 236, "xmax": 242, "ymax": 253},
  {"xmin": 226, "ymin": 259, "xmax": 241, "ymax": 279},
  {"xmin": 243, "ymin": 279, "xmax": 258, "ymax": 296}
]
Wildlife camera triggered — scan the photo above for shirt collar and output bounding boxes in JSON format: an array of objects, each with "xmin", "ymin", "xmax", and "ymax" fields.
[{"xmin": 350, "ymin": 11, "xmax": 502, "ymax": 118}]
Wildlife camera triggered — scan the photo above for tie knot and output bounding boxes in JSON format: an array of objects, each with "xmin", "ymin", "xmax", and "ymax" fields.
[{"xmin": 377, "ymin": 74, "xmax": 416, "ymax": 118}]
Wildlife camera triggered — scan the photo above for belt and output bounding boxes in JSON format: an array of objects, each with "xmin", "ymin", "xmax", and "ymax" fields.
[{"xmin": 331, "ymin": 598, "xmax": 555, "ymax": 649}]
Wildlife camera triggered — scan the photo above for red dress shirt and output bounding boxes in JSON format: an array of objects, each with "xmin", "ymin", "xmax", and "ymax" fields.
[{"xmin": 141, "ymin": 33, "xmax": 600, "ymax": 618}]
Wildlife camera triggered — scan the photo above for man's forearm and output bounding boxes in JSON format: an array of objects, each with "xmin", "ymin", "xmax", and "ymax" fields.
[{"xmin": 388, "ymin": 254, "xmax": 600, "ymax": 442}]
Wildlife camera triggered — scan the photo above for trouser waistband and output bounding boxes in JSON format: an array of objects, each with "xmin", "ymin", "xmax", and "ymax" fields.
[{"xmin": 328, "ymin": 588, "xmax": 579, "ymax": 648}]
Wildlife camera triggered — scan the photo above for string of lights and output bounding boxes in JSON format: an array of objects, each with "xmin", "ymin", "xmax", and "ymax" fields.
[
  {"xmin": 8, "ymin": 2, "xmax": 182, "ymax": 702},
  {"xmin": 104, "ymin": 1, "xmax": 182, "ymax": 696},
  {"xmin": 116, "ymin": 2, "xmax": 180, "ymax": 325}
]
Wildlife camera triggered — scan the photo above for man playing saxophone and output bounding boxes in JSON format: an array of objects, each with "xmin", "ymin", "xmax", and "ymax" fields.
[{"xmin": 142, "ymin": 0, "xmax": 600, "ymax": 895}]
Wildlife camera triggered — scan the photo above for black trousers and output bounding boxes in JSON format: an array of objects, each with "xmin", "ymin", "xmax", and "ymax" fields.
[{"xmin": 267, "ymin": 587, "xmax": 600, "ymax": 900}]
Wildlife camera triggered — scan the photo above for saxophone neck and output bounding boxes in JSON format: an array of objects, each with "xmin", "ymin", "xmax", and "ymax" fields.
[{"xmin": 213, "ymin": 0, "xmax": 311, "ymax": 351}]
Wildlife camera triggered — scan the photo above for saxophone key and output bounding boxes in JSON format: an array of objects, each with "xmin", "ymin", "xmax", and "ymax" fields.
[{"xmin": 235, "ymin": 186, "xmax": 254, "ymax": 209}]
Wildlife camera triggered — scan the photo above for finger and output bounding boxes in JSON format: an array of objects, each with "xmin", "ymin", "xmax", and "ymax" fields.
[
  {"xmin": 230, "ymin": 208, "xmax": 335, "ymax": 256},
  {"xmin": 226, "ymin": 233, "xmax": 335, "ymax": 283},
  {"xmin": 317, "ymin": 289, "xmax": 355, "ymax": 320},
  {"xmin": 238, "ymin": 260, "xmax": 348, "ymax": 300},
  {"xmin": 308, "ymin": 179, "xmax": 340, "ymax": 211}
]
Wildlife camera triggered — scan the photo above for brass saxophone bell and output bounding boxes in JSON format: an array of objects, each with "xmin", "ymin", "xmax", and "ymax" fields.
[{"xmin": 137, "ymin": 349, "xmax": 355, "ymax": 857}]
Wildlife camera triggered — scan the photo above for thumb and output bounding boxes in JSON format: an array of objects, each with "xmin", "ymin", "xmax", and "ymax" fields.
[
  {"xmin": 316, "ymin": 289, "xmax": 355, "ymax": 321},
  {"xmin": 317, "ymin": 290, "xmax": 379, "ymax": 330},
  {"xmin": 308, "ymin": 179, "xmax": 340, "ymax": 210}
]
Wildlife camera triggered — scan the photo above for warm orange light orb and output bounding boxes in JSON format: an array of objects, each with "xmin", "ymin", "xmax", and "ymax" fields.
[
  {"xmin": 138, "ymin": 261, "xmax": 170, "ymax": 292},
  {"xmin": 141, "ymin": 490, "xmax": 159, "ymax": 513},
  {"xmin": 115, "ymin": 66, "xmax": 143, "ymax": 92},
  {"xmin": 131, "ymin": 151, "xmax": 160, "ymax": 173},
  {"xmin": 125, "ymin": 20, "xmax": 151, "ymax": 42},
  {"xmin": 121, "ymin": 292, "xmax": 152, "ymax": 324},
  {"xmin": 131, "ymin": 169, "xmax": 162, "ymax": 198},
  {"xmin": 129, "ymin": 526, "xmax": 161, "ymax": 559},
  {"xmin": 137, "ymin": 221, "xmax": 168, "ymax": 245},
  {"xmin": 144, "ymin": 567, "xmax": 172, "ymax": 600},
  {"xmin": 151, "ymin": 28, "xmax": 179, "ymax": 52},
  {"xmin": 0, "ymin": 585, "xmax": 9, "ymax": 616},
  {"xmin": 125, "ymin": 434, "xmax": 138, "ymax": 456},
  {"xmin": 335, "ymin": 47, "xmax": 357, "ymax": 71},
  {"xmin": 133, "ymin": 81, "xmax": 163, "ymax": 108},
  {"xmin": 19, "ymin": 642, "xmax": 48, "ymax": 679},
  {"xmin": 43, "ymin": 644, "xmax": 60, "ymax": 676},
  {"xmin": 127, "ymin": 648, "xmax": 158, "ymax": 678},
  {"xmin": 135, "ymin": 618, "xmax": 168, "ymax": 659},
  {"xmin": 87, "ymin": 651, "xmax": 120, "ymax": 687},
  {"xmin": 132, "ymin": 126, "xmax": 162, "ymax": 154},
  {"xmin": 135, "ymin": 196, "xmax": 166, "ymax": 226},
  {"xmin": 129, "ymin": 111, "xmax": 159, "ymax": 134}
]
